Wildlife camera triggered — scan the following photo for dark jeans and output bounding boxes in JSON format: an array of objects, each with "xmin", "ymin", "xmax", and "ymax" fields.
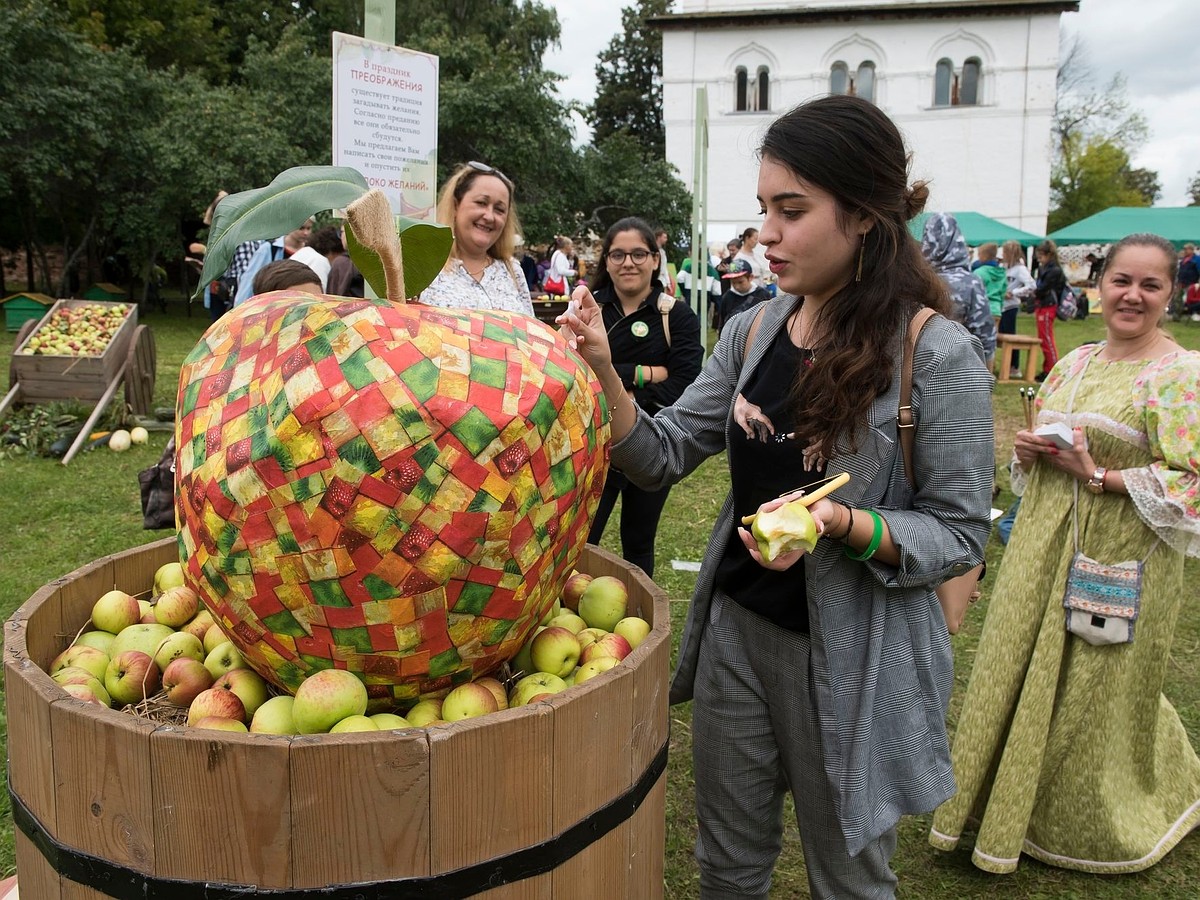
[
  {"xmin": 587, "ymin": 470, "xmax": 672, "ymax": 578},
  {"xmin": 999, "ymin": 307, "xmax": 1019, "ymax": 370}
]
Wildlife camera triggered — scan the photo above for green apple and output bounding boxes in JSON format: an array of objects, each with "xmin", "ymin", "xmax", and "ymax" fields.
[
  {"xmin": 474, "ymin": 676, "xmax": 508, "ymax": 711},
  {"xmin": 50, "ymin": 644, "xmax": 109, "ymax": 681},
  {"xmin": 330, "ymin": 715, "xmax": 379, "ymax": 733},
  {"xmin": 250, "ymin": 695, "xmax": 298, "ymax": 734},
  {"xmin": 153, "ymin": 562, "xmax": 187, "ymax": 595},
  {"xmin": 74, "ymin": 630, "xmax": 116, "ymax": 656},
  {"xmin": 405, "ymin": 699, "xmax": 443, "ymax": 726},
  {"xmin": 192, "ymin": 716, "xmax": 248, "ymax": 733},
  {"xmin": 539, "ymin": 599, "xmax": 563, "ymax": 626},
  {"xmin": 111, "ymin": 623, "xmax": 175, "ymax": 659},
  {"xmin": 213, "ymin": 668, "xmax": 269, "ymax": 718},
  {"xmin": 104, "ymin": 650, "xmax": 161, "ymax": 706},
  {"xmin": 52, "ymin": 666, "xmax": 112, "ymax": 707},
  {"xmin": 574, "ymin": 656, "xmax": 620, "ymax": 684},
  {"xmin": 441, "ymin": 683, "xmax": 499, "ymax": 721},
  {"xmin": 577, "ymin": 576, "xmax": 629, "ymax": 632},
  {"xmin": 204, "ymin": 641, "xmax": 246, "ymax": 680},
  {"xmin": 292, "ymin": 669, "xmax": 368, "ymax": 734},
  {"xmin": 152, "ymin": 631, "xmax": 205, "ymax": 671},
  {"xmin": 203, "ymin": 622, "xmax": 229, "ymax": 654},
  {"xmin": 509, "ymin": 672, "xmax": 567, "ymax": 707},
  {"xmin": 613, "ymin": 616, "xmax": 651, "ymax": 650},
  {"xmin": 509, "ymin": 626, "xmax": 545, "ymax": 679},
  {"xmin": 547, "ymin": 612, "xmax": 588, "ymax": 634},
  {"xmin": 91, "ymin": 590, "xmax": 140, "ymax": 634},
  {"xmin": 530, "ymin": 626, "xmax": 581, "ymax": 678},
  {"xmin": 369, "ymin": 712, "xmax": 412, "ymax": 730}
]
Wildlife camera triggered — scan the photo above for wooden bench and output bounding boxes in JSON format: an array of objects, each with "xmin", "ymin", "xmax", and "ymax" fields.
[{"xmin": 996, "ymin": 334, "xmax": 1042, "ymax": 383}]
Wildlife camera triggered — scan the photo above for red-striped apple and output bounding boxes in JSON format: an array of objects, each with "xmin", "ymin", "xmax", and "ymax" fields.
[
  {"xmin": 188, "ymin": 687, "xmax": 246, "ymax": 725},
  {"xmin": 162, "ymin": 657, "xmax": 213, "ymax": 707},
  {"xmin": 154, "ymin": 586, "xmax": 200, "ymax": 628},
  {"xmin": 530, "ymin": 626, "xmax": 581, "ymax": 678},
  {"xmin": 213, "ymin": 668, "xmax": 269, "ymax": 718},
  {"xmin": 441, "ymin": 683, "xmax": 499, "ymax": 721},
  {"xmin": 577, "ymin": 576, "xmax": 628, "ymax": 632},
  {"xmin": 580, "ymin": 632, "xmax": 632, "ymax": 665},
  {"xmin": 104, "ymin": 650, "xmax": 161, "ymax": 706},
  {"xmin": 91, "ymin": 590, "xmax": 140, "ymax": 634},
  {"xmin": 614, "ymin": 616, "xmax": 651, "ymax": 650}
]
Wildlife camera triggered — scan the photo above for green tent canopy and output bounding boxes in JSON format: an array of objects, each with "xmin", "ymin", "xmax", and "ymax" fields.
[
  {"xmin": 908, "ymin": 211, "xmax": 1043, "ymax": 248},
  {"xmin": 1046, "ymin": 207, "xmax": 1200, "ymax": 248}
]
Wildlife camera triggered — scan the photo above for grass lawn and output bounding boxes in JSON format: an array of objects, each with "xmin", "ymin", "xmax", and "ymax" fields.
[{"xmin": 1, "ymin": 300, "xmax": 1198, "ymax": 896}]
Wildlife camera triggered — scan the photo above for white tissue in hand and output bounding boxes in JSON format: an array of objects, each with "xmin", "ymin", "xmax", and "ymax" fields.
[{"xmin": 1034, "ymin": 422, "xmax": 1077, "ymax": 451}]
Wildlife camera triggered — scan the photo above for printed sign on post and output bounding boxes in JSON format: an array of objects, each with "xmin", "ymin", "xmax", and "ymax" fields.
[{"xmin": 332, "ymin": 32, "xmax": 438, "ymax": 220}]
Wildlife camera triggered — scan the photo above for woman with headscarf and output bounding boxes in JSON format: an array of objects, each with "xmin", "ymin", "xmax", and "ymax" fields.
[{"xmin": 921, "ymin": 213, "xmax": 996, "ymax": 369}]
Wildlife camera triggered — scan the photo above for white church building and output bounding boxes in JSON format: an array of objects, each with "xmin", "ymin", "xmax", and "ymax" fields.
[{"xmin": 654, "ymin": 0, "xmax": 1079, "ymax": 241}]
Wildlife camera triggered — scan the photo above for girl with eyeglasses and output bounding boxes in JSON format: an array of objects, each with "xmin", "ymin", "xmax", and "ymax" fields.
[
  {"xmin": 584, "ymin": 217, "xmax": 703, "ymax": 578},
  {"xmin": 419, "ymin": 161, "xmax": 534, "ymax": 315}
]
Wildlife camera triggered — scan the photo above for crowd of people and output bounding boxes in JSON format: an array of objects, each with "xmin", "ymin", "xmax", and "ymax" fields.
[{"xmin": 193, "ymin": 90, "xmax": 1199, "ymax": 900}]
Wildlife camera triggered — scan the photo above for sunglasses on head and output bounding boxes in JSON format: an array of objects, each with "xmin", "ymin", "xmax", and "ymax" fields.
[{"xmin": 466, "ymin": 160, "xmax": 512, "ymax": 188}]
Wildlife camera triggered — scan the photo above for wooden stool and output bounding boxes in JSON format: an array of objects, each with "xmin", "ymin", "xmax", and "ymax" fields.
[{"xmin": 996, "ymin": 334, "xmax": 1041, "ymax": 383}]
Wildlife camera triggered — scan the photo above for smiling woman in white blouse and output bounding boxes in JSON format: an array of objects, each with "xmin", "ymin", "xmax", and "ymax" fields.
[{"xmin": 418, "ymin": 161, "xmax": 535, "ymax": 316}]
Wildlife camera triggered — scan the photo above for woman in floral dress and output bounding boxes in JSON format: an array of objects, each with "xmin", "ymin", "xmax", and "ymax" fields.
[{"xmin": 930, "ymin": 232, "xmax": 1200, "ymax": 874}]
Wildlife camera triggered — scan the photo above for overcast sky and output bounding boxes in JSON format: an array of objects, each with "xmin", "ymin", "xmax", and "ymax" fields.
[{"xmin": 543, "ymin": 0, "xmax": 1198, "ymax": 205}]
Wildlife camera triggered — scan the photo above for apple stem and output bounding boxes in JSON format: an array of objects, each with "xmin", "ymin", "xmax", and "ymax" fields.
[{"xmin": 346, "ymin": 189, "xmax": 406, "ymax": 303}]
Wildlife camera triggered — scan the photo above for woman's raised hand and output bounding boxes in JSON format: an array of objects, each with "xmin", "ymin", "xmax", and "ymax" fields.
[{"xmin": 557, "ymin": 284, "xmax": 612, "ymax": 369}]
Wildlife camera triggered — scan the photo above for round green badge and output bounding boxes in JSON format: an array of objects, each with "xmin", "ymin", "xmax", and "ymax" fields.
[{"xmin": 631, "ymin": 321, "xmax": 650, "ymax": 338}]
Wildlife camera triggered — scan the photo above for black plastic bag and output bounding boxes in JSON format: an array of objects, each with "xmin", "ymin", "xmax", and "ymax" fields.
[{"xmin": 138, "ymin": 436, "xmax": 176, "ymax": 530}]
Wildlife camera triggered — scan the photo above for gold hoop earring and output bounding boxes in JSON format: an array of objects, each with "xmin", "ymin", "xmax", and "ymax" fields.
[{"xmin": 855, "ymin": 236, "xmax": 865, "ymax": 283}]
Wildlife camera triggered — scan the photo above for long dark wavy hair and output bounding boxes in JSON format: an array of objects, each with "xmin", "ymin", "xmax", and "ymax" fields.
[
  {"xmin": 760, "ymin": 95, "xmax": 950, "ymax": 458},
  {"xmin": 588, "ymin": 216, "xmax": 665, "ymax": 299}
]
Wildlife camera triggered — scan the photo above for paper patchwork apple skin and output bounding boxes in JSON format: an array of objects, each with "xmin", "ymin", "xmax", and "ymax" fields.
[{"xmin": 175, "ymin": 292, "xmax": 610, "ymax": 706}]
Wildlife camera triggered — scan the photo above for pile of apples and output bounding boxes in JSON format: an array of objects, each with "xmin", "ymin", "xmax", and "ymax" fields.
[
  {"xmin": 21, "ymin": 303, "xmax": 130, "ymax": 356},
  {"xmin": 46, "ymin": 564, "xmax": 648, "ymax": 735}
]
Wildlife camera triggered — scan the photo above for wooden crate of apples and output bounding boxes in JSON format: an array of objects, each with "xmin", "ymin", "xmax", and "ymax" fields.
[{"xmin": 48, "ymin": 561, "xmax": 650, "ymax": 734}]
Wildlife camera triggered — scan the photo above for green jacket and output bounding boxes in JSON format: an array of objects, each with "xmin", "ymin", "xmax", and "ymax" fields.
[{"xmin": 976, "ymin": 263, "xmax": 1007, "ymax": 317}]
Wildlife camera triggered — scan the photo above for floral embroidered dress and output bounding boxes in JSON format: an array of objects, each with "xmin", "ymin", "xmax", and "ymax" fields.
[
  {"xmin": 931, "ymin": 343, "xmax": 1200, "ymax": 874},
  {"xmin": 418, "ymin": 258, "xmax": 534, "ymax": 316}
]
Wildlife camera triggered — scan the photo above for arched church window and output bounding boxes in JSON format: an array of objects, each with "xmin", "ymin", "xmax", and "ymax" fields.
[
  {"xmin": 855, "ymin": 62, "xmax": 875, "ymax": 103},
  {"xmin": 756, "ymin": 66, "xmax": 770, "ymax": 111},
  {"xmin": 961, "ymin": 57, "xmax": 981, "ymax": 105},
  {"xmin": 830, "ymin": 61, "xmax": 849, "ymax": 95},
  {"xmin": 735, "ymin": 66, "xmax": 748, "ymax": 112},
  {"xmin": 934, "ymin": 58, "xmax": 953, "ymax": 106}
]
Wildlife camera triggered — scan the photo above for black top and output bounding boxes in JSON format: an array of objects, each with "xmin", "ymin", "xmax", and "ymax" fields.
[
  {"xmin": 715, "ymin": 326, "xmax": 822, "ymax": 632},
  {"xmin": 597, "ymin": 285, "xmax": 703, "ymax": 414},
  {"xmin": 1035, "ymin": 261, "xmax": 1066, "ymax": 309}
]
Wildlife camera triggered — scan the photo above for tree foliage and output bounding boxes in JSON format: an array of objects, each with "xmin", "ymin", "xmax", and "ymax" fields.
[
  {"xmin": 589, "ymin": 0, "xmax": 671, "ymax": 158},
  {"xmin": 1188, "ymin": 172, "xmax": 1200, "ymax": 207},
  {"xmin": 1049, "ymin": 36, "xmax": 1157, "ymax": 231},
  {"xmin": 4, "ymin": 0, "xmax": 692, "ymax": 296}
]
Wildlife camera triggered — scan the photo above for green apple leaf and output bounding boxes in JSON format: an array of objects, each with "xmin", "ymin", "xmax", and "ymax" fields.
[
  {"xmin": 192, "ymin": 166, "xmax": 369, "ymax": 299},
  {"xmin": 345, "ymin": 216, "xmax": 453, "ymax": 300}
]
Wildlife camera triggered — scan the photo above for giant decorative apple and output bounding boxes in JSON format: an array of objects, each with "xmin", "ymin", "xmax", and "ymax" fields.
[{"xmin": 175, "ymin": 289, "xmax": 610, "ymax": 706}]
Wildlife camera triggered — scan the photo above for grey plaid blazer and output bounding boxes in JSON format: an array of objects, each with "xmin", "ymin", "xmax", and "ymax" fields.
[{"xmin": 611, "ymin": 294, "xmax": 995, "ymax": 856}]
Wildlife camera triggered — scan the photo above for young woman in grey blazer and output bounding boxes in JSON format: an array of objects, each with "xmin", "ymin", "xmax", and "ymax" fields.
[{"xmin": 560, "ymin": 94, "xmax": 995, "ymax": 899}]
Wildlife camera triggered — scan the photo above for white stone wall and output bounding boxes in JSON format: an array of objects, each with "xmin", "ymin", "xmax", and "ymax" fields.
[{"xmin": 662, "ymin": 4, "xmax": 1064, "ymax": 242}]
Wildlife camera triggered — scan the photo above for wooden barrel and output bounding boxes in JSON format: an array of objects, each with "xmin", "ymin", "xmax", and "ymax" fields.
[{"xmin": 5, "ymin": 538, "xmax": 669, "ymax": 898}]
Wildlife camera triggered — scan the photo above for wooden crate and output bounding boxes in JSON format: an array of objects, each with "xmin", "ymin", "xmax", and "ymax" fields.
[
  {"xmin": 10, "ymin": 299, "xmax": 138, "ymax": 403},
  {"xmin": 5, "ymin": 539, "xmax": 669, "ymax": 898}
]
